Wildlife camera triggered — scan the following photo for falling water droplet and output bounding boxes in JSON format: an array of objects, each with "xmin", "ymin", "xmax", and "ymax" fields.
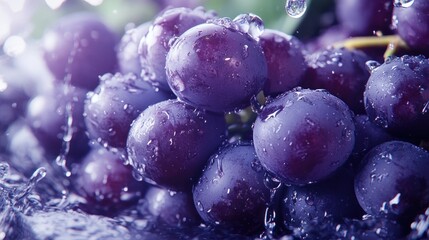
[
  {"xmin": 394, "ymin": 0, "xmax": 414, "ymax": 8},
  {"xmin": 285, "ymin": 0, "xmax": 307, "ymax": 18}
]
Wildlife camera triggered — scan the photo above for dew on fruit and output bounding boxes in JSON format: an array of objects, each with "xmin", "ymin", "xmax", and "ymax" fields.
[
  {"xmin": 233, "ymin": 13, "xmax": 265, "ymax": 40},
  {"xmin": 366, "ymin": 60, "xmax": 381, "ymax": 73},
  {"xmin": 285, "ymin": 0, "xmax": 307, "ymax": 18},
  {"xmin": 393, "ymin": 0, "xmax": 414, "ymax": 8}
]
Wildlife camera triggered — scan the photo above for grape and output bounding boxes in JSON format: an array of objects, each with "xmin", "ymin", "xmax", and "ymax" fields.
[
  {"xmin": 73, "ymin": 147, "xmax": 148, "ymax": 216},
  {"xmin": 393, "ymin": 0, "xmax": 429, "ymax": 53},
  {"xmin": 26, "ymin": 84, "xmax": 90, "ymax": 159},
  {"xmin": 192, "ymin": 142, "xmax": 270, "ymax": 234},
  {"xmin": 335, "ymin": 0, "xmax": 393, "ymax": 36},
  {"xmin": 84, "ymin": 73, "xmax": 172, "ymax": 149},
  {"xmin": 139, "ymin": 7, "xmax": 216, "ymax": 91},
  {"xmin": 253, "ymin": 88, "xmax": 355, "ymax": 185},
  {"xmin": 42, "ymin": 13, "xmax": 118, "ymax": 90},
  {"xmin": 145, "ymin": 187, "xmax": 201, "ymax": 226},
  {"xmin": 165, "ymin": 20, "xmax": 268, "ymax": 113},
  {"xmin": 364, "ymin": 55, "xmax": 429, "ymax": 137},
  {"xmin": 302, "ymin": 47, "xmax": 371, "ymax": 114},
  {"xmin": 259, "ymin": 29, "xmax": 307, "ymax": 96},
  {"xmin": 350, "ymin": 114, "xmax": 395, "ymax": 168},
  {"xmin": 127, "ymin": 99, "xmax": 226, "ymax": 191},
  {"xmin": 117, "ymin": 21, "xmax": 151, "ymax": 75},
  {"xmin": 282, "ymin": 165, "xmax": 363, "ymax": 228},
  {"xmin": 355, "ymin": 141, "xmax": 429, "ymax": 223},
  {"xmin": 0, "ymin": 67, "xmax": 31, "ymax": 131}
]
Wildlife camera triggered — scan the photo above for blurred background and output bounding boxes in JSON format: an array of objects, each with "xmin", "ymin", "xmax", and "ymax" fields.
[{"xmin": 0, "ymin": 0, "xmax": 337, "ymax": 57}]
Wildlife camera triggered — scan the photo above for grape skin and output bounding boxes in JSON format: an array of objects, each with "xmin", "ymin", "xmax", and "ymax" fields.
[
  {"xmin": 253, "ymin": 88, "xmax": 355, "ymax": 185},
  {"xmin": 126, "ymin": 99, "xmax": 226, "ymax": 191},
  {"xmin": 42, "ymin": 13, "xmax": 118, "ymax": 90},
  {"xmin": 165, "ymin": 22, "xmax": 268, "ymax": 113}
]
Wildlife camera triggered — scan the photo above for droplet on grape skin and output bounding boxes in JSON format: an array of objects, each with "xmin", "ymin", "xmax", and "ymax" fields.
[{"xmin": 394, "ymin": 0, "xmax": 415, "ymax": 8}]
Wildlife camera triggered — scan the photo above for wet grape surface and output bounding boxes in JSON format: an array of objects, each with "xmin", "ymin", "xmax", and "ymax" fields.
[{"xmin": 2, "ymin": 0, "xmax": 429, "ymax": 239}]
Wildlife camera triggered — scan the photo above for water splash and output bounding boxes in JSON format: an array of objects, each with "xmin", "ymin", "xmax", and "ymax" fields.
[
  {"xmin": 285, "ymin": 0, "xmax": 307, "ymax": 18},
  {"xmin": 393, "ymin": 0, "xmax": 414, "ymax": 8}
]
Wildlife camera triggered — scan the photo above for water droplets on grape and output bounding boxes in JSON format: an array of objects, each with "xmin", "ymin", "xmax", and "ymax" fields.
[
  {"xmin": 233, "ymin": 13, "xmax": 265, "ymax": 41},
  {"xmin": 394, "ymin": 0, "xmax": 415, "ymax": 8}
]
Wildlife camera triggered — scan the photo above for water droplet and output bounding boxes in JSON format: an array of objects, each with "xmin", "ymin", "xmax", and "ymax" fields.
[
  {"xmin": 196, "ymin": 201, "xmax": 204, "ymax": 212},
  {"xmin": 422, "ymin": 101, "xmax": 429, "ymax": 114},
  {"xmin": 0, "ymin": 163, "xmax": 9, "ymax": 179},
  {"xmin": 250, "ymin": 95, "xmax": 264, "ymax": 114},
  {"xmin": 233, "ymin": 13, "xmax": 265, "ymax": 40},
  {"xmin": 285, "ymin": 0, "xmax": 307, "ymax": 18},
  {"xmin": 170, "ymin": 75, "xmax": 185, "ymax": 92},
  {"xmin": 394, "ymin": 0, "xmax": 414, "ymax": 8},
  {"xmin": 366, "ymin": 60, "xmax": 381, "ymax": 73},
  {"xmin": 260, "ymin": 104, "xmax": 284, "ymax": 122}
]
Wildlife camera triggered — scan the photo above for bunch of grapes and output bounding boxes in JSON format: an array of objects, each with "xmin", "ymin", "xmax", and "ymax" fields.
[{"xmin": 1, "ymin": 0, "xmax": 429, "ymax": 239}]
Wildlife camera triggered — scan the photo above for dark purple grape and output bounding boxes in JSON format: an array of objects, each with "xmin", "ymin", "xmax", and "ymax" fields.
[
  {"xmin": 302, "ymin": 47, "xmax": 371, "ymax": 114},
  {"xmin": 193, "ymin": 142, "xmax": 270, "ymax": 234},
  {"xmin": 117, "ymin": 21, "xmax": 151, "ymax": 75},
  {"xmin": 364, "ymin": 55, "xmax": 429, "ymax": 137},
  {"xmin": 26, "ymin": 84, "xmax": 90, "ymax": 159},
  {"xmin": 305, "ymin": 25, "xmax": 351, "ymax": 53},
  {"xmin": 127, "ymin": 99, "xmax": 226, "ymax": 191},
  {"xmin": 165, "ymin": 19, "xmax": 268, "ymax": 113},
  {"xmin": 335, "ymin": 0, "xmax": 393, "ymax": 36},
  {"xmin": 42, "ymin": 13, "xmax": 118, "ymax": 90},
  {"xmin": 350, "ymin": 115, "xmax": 395, "ymax": 167},
  {"xmin": 355, "ymin": 141, "xmax": 429, "ymax": 222},
  {"xmin": 73, "ymin": 147, "xmax": 148, "ymax": 216},
  {"xmin": 259, "ymin": 29, "xmax": 307, "ymax": 96},
  {"xmin": 393, "ymin": 0, "xmax": 429, "ymax": 53},
  {"xmin": 282, "ymin": 165, "xmax": 363, "ymax": 228},
  {"xmin": 84, "ymin": 73, "xmax": 172, "ymax": 149},
  {"xmin": 0, "ymin": 67, "xmax": 31, "ymax": 131},
  {"xmin": 139, "ymin": 7, "xmax": 216, "ymax": 91},
  {"xmin": 145, "ymin": 187, "xmax": 201, "ymax": 227},
  {"xmin": 253, "ymin": 88, "xmax": 355, "ymax": 185}
]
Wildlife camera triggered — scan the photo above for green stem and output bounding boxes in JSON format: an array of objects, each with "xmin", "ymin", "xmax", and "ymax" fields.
[{"xmin": 333, "ymin": 35, "xmax": 409, "ymax": 59}]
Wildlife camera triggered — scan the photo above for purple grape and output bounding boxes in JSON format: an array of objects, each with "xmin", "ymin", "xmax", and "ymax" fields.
[
  {"xmin": 126, "ymin": 99, "xmax": 226, "ymax": 191},
  {"xmin": 139, "ymin": 7, "xmax": 216, "ymax": 91},
  {"xmin": 42, "ymin": 13, "xmax": 118, "ymax": 90},
  {"xmin": 259, "ymin": 29, "xmax": 307, "ymax": 96},
  {"xmin": 193, "ymin": 142, "xmax": 270, "ymax": 234},
  {"xmin": 0, "ymin": 67, "xmax": 31, "ymax": 131},
  {"xmin": 73, "ymin": 147, "xmax": 148, "ymax": 216},
  {"xmin": 26, "ymin": 84, "xmax": 90, "ymax": 159},
  {"xmin": 145, "ymin": 187, "xmax": 201, "ymax": 227},
  {"xmin": 354, "ymin": 141, "xmax": 429, "ymax": 223},
  {"xmin": 302, "ymin": 47, "xmax": 371, "ymax": 114},
  {"xmin": 350, "ymin": 115, "xmax": 395, "ymax": 167},
  {"xmin": 253, "ymin": 88, "xmax": 355, "ymax": 185},
  {"xmin": 84, "ymin": 73, "xmax": 172, "ymax": 149},
  {"xmin": 364, "ymin": 55, "xmax": 429, "ymax": 137},
  {"xmin": 282, "ymin": 165, "xmax": 363, "ymax": 228},
  {"xmin": 117, "ymin": 21, "xmax": 151, "ymax": 75},
  {"xmin": 165, "ymin": 19, "xmax": 268, "ymax": 113},
  {"xmin": 393, "ymin": 0, "xmax": 429, "ymax": 53},
  {"xmin": 335, "ymin": 0, "xmax": 393, "ymax": 36}
]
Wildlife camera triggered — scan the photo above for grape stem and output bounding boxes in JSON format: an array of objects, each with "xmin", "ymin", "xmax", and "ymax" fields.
[{"xmin": 333, "ymin": 35, "xmax": 409, "ymax": 59}]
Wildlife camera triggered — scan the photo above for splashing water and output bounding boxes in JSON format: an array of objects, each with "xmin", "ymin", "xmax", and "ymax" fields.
[
  {"xmin": 285, "ymin": 0, "xmax": 307, "ymax": 18},
  {"xmin": 393, "ymin": 0, "xmax": 415, "ymax": 8}
]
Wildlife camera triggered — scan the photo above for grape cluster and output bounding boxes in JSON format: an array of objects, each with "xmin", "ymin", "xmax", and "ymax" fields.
[{"xmin": 1, "ymin": 0, "xmax": 429, "ymax": 239}]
